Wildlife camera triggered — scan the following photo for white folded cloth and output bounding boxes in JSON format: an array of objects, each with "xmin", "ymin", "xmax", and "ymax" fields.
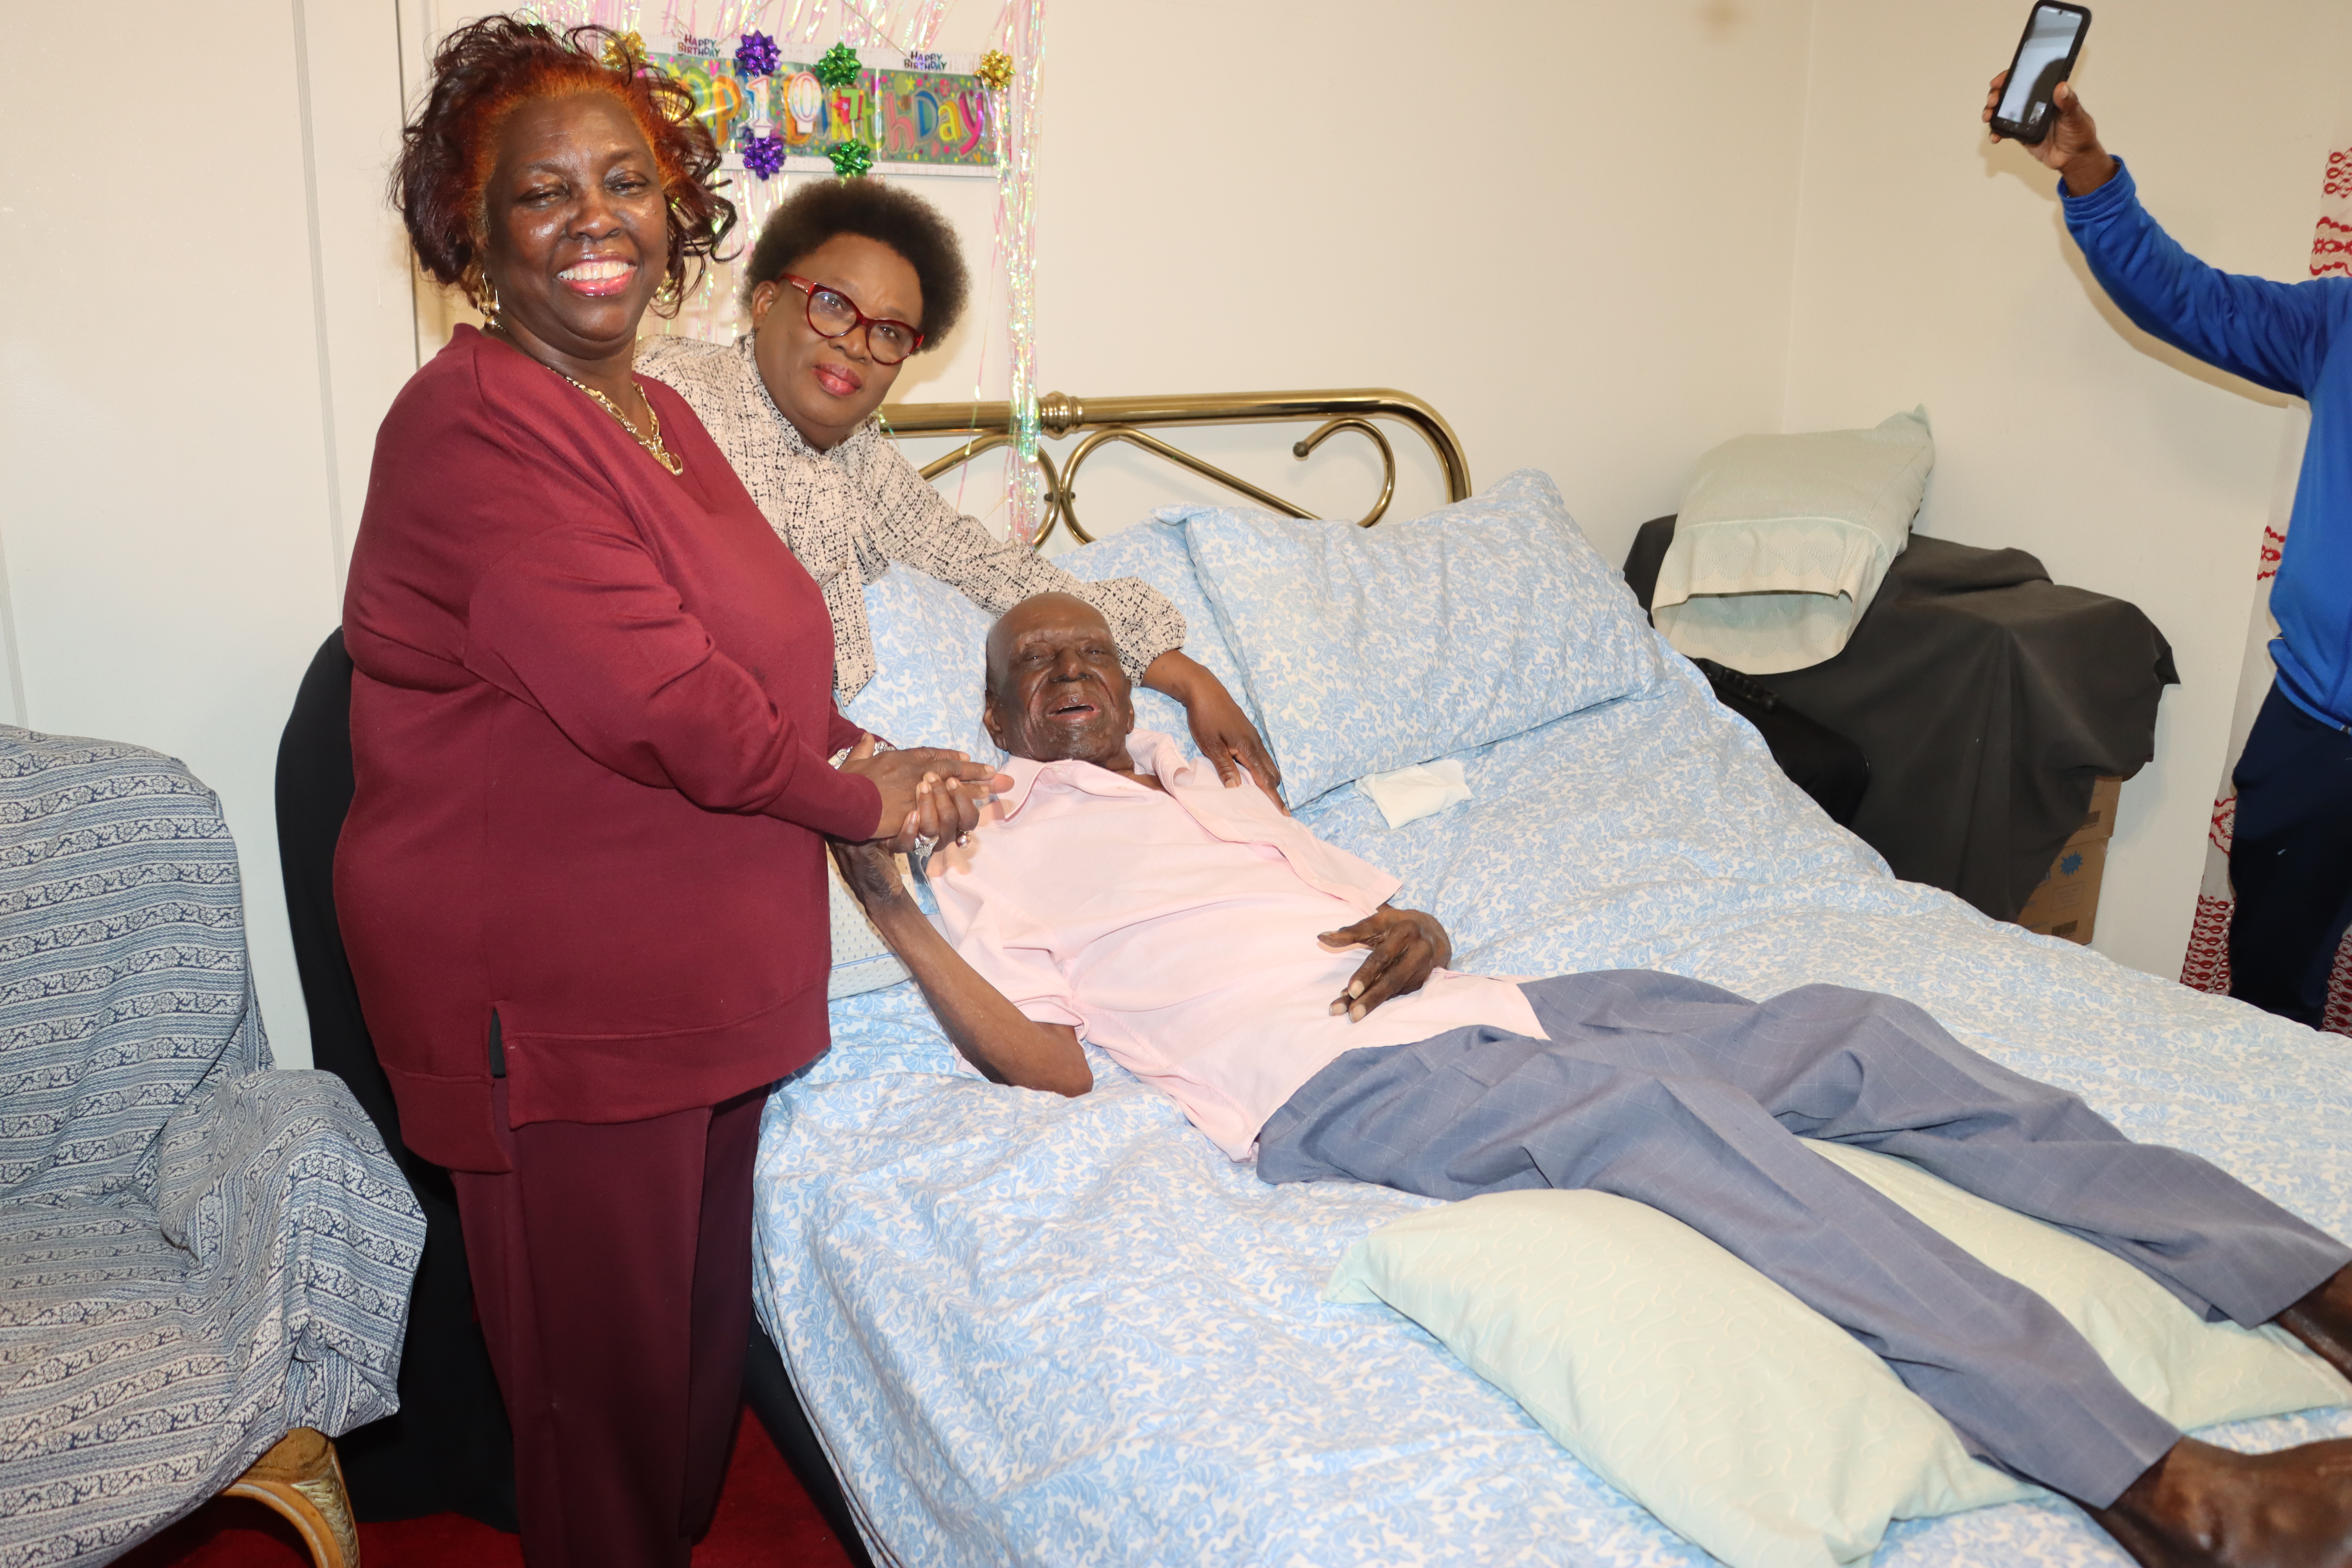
[{"xmin": 1355, "ymin": 758, "xmax": 1473, "ymax": 829}]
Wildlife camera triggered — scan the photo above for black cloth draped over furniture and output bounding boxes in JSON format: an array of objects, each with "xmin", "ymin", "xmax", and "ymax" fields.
[
  {"xmin": 274, "ymin": 630, "xmax": 518, "ymax": 1529},
  {"xmin": 1624, "ymin": 518, "xmax": 2178, "ymax": 924},
  {"xmin": 275, "ymin": 630, "xmax": 875, "ymax": 1559}
]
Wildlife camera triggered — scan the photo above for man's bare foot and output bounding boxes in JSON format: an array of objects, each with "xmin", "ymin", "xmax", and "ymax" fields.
[
  {"xmin": 2084, "ymin": 1437, "xmax": 2352, "ymax": 1568},
  {"xmin": 2276, "ymin": 1264, "xmax": 2352, "ymax": 1382}
]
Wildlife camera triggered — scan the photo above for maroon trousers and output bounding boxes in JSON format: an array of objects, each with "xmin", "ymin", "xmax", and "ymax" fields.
[{"xmin": 453, "ymin": 1082, "xmax": 766, "ymax": 1568}]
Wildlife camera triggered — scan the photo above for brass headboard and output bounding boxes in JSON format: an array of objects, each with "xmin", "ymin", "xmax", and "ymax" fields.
[{"xmin": 879, "ymin": 389, "xmax": 1472, "ymax": 547}]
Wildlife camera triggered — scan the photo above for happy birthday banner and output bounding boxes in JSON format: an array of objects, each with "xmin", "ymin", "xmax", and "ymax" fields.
[{"xmin": 651, "ymin": 36, "xmax": 997, "ymax": 176}]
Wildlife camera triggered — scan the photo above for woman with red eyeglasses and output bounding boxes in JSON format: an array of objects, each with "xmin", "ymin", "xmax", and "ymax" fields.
[{"xmin": 638, "ymin": 178, "xmax": 1283, "ymax": 801}]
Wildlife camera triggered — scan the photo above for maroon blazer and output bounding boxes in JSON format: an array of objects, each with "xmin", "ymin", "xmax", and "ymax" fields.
[{"xmin": 338, "ymin": 326, "xmax": 880, "ymax": 1172}]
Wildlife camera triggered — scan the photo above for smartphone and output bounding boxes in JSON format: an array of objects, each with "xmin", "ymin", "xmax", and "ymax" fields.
[{"xmin": 1991, "ymin": 2, "xmax": 2092, "ymax": 145}]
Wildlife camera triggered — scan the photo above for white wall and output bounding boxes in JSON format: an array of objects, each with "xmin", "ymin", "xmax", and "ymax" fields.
[
  {"xmin": 0, "ymin": 1, "xmax": 376, "ymax": 1070},
  {"xmin": 1029, "ymin": 0, "xmax": 1818, "ymax": 561},
  {"xmin": 1779, "ymin": 0, "xmax": 2352, "ymax": 980},
  {"xmin": 307, "ymin": 2, "xmax": 426, "ymax": 586}
]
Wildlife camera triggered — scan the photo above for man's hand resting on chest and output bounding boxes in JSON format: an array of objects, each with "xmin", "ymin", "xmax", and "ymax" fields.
[{"xmin": 1319, "ymin": 904, "xmax": 1453, "ymax": 1023}]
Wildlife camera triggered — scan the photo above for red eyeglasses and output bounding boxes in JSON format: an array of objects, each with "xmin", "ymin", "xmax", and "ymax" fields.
[{"xmin": 781, "ymin": 274, "xmax": 924, "ymax": 365}]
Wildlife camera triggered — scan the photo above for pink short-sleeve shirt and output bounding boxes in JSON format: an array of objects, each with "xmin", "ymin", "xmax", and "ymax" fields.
[{"xmin": 925, "ymin": 732, "xmax": 1543, "ymax": 1160}]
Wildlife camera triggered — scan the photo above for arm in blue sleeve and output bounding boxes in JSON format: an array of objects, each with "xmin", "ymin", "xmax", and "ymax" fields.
[{"xmin": 2064, "ymin": 158, "xmax": 2335, "ymax": 398}]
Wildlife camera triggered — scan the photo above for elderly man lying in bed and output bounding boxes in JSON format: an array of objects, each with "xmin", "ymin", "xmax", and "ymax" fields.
[{"xmin": 832, "ymin": 590, "xmax": 2352, "ymax": 1568}]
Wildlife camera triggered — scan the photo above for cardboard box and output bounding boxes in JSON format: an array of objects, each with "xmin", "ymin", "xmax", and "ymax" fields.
[
  {"xmin": 2017, "ymin": 837, "xmax": 2106, "ymax": 944},
  {"xmin": 2064, "ymin": 774, "xmax": 2124, "ymax": 849},
  {"xmin": 2017, "ymin": 777, "xmax": 2122, "ymax": 945}
]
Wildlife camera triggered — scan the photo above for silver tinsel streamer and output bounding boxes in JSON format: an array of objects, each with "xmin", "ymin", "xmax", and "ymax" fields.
[
  {"xmin": 658, "ymin": 0, "xmax": 783, "ymax": 37},
  {"xmin": 992, "ymin": 0, "xmax": 1046, "ymax": 541}
]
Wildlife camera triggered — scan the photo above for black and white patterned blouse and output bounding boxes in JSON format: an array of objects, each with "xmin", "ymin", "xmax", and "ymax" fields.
[{"xmin": 638, "ymin": 336, "xmax": 1186, "ymax": 701}]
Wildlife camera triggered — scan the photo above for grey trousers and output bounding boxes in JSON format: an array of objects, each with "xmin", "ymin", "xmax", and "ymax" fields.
[{"xmin": 1257, "ymin": 971, "xmax": 2351, "ymax": 1507}]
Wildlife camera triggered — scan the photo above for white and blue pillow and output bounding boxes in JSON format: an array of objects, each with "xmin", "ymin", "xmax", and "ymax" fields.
[{"xmin": 1172, "ymin": 469, "xmax": 1664, "ymax": 804}]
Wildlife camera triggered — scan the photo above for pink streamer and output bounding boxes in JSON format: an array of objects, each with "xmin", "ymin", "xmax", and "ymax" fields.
[
  {"xmin": 779, "ymin": 0, "xmax": 827, "ymax": 46},
  {"xmin": 900, "ymin": 0, "xmax": 952, "ymax": 50}
]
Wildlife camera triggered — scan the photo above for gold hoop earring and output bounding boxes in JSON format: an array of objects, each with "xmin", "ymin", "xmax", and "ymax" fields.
[
  {"xmin": 476, "ymin": 273, "xmax": 502, "ymax": 326},
  {"xmin": 654, "ymin": 273, "xmax": 682, "ymax": 309}
]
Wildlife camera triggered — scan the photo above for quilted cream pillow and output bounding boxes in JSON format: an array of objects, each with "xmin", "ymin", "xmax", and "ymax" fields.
[
  {"xmin": 1652, "ymin": 408, "xmax": 1932, "ymax": 675},
  {"xmin": 1805, "ymin": 1140, "xmax": 2349, "ymax": 1429},
  {"xmin": 1327, "ymin": 1142, "xmax": 2349, "ymax": 1568}
]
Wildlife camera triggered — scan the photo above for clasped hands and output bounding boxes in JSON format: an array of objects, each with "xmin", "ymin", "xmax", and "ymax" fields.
[
  {"xmin": 1319, "ymin": 904, "xmax": 1452, "ymax": 1023},
  {"xmin": 837, "ymin": 733, "xmax": 1011, "ymax": 854}
]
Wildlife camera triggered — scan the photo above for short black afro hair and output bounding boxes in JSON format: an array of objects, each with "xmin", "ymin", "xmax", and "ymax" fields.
[{"xmin": 742, "ymin": 177, "xmax": 970, "ymax": 350}]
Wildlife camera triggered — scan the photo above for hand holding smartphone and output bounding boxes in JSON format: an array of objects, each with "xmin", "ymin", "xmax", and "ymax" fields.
[
  {"xmin": 1989, "ymin": 3, "xmax": 2091, "ymax": 145},
  {"xmin": 1982, "ymin": 1, "xmax": 2115, "ymax": 196}
]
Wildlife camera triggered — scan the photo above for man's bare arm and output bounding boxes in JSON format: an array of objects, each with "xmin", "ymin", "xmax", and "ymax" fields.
[{"xmin": 829, "ymin": 837, "xmax": 1093, "ymax": 1097}]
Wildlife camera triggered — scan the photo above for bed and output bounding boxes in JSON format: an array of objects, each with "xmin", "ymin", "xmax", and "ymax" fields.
[{"xmin": 752, "ymin": 390, "xmax": 2352, "ymax": 1567}]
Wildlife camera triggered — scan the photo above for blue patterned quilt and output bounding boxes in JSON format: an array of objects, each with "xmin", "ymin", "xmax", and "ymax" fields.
[{"xmin": 754, "ymin": 586, "xmax": 2352, "ymax": 1568}]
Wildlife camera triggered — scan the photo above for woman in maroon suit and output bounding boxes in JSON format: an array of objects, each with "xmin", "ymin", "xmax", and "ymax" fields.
[{"xmin": 338, "ymin": 20, "xmax": 998, "ymax": 1566}]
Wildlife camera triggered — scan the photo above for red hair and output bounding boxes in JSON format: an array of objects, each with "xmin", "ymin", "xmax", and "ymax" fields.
[{"xmin": 392, "ymin": 17, "xmax": 735, "ymax": 316}]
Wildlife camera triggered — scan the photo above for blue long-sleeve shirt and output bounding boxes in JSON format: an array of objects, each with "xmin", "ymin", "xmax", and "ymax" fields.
[{"xmin": 2064, "ymin": 159, "xmax": 2352, "ymax": 730}]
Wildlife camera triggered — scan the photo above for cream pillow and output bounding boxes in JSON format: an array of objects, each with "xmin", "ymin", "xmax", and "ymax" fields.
[
  {"xmin": 1651, "ymin": 408, "xmax": 1933, "ymax": 675},
  {"xmin": 1326, "ymin": 1141, "xmax": 2348, "ymax": 1568},
  {"xmin": 1805, "ymin": 1141, "xmax": 2346, "ymax": 1430}
]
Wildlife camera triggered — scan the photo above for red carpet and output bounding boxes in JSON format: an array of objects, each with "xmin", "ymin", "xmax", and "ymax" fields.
[{"xmin": 118, "ymin": 1410, "xmax": 858, "ymax": 1567}]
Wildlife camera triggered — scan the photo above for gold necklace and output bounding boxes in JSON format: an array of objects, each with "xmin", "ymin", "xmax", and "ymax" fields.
[{"xmin": 549, "ymin": 365, "xmax": 684, "ymax": 475}]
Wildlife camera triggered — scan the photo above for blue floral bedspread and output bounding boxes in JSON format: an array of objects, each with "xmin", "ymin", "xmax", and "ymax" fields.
[{"xmin": 753, "ymin": 649, "xmax": 2352, "ymax": 1568}]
